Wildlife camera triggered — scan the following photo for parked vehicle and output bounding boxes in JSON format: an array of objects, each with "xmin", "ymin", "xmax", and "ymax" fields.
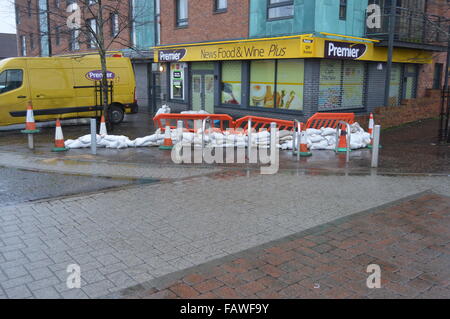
[{"xmin": 0, "ymin": 52, "xmax": 138, "ymax": 127}]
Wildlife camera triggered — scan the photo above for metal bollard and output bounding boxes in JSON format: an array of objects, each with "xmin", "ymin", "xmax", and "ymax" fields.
[
  {"xmin": 90, "ymin": 118, "xmax": 97, "ymax": 155},
  {"xmin": 371, "ymin": 125, "xmax": 381, "ymax": 168},
  {"xmin": 27, "ymin": 134, "xmax": 34, "ymax": 150},
  {"xmin": 248, "ymin": 118, "xmax": 252, "ymax": 158},
  {"xmin": 177, "ymin": 120, "xmax": 183, "ymax": 144},
  {"xmin": 270, "ymin": 122, "xmax": 277, "ymax": 149}
]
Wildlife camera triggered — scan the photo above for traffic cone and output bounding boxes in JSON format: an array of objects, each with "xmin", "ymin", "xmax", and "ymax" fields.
[
  {"xmin": 367, "ymin": 113, "xmax": 374, "ymax": 149},
  {"xmin": 52, "ymin": 119, "xmax": 68, "ymax": 152},
  {"xmin": 21, "ymin": 102, "xmax": 40, "ymax": 134},
  {"xmin": 159, "ymin": 126, "xmax": 174, "ymax": 150},
  {"xmin": 99, "ymin": 115, "xmax": 108, "ymax": 136},
  {"xmin": 336, "ymin": 125, "xmax": 349, "ymax": 153},
  {"xmin": 367, "ymin": 113, "xmax": 382, "ymax": 149}
]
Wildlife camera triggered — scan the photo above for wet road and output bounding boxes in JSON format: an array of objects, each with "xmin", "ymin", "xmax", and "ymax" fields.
[{"xmin": 0, "ymin": 167, "xmax": 134, "ymax": 207}]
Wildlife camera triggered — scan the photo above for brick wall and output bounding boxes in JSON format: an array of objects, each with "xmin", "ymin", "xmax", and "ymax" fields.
[
  {"xmin": 15, "ymin": 0, "xmax": 132, "ymax": 57},
  {"xmin": 160, "ymin": 0, "xmax": 249, "ymax": 45},
  {"xmin": 417, "ymin": 0, "xmax": 449, "ymax": 97},
  {"xmin": 417, "ymin": 53, "xmax": 447, "ymax": 97},
  {"xmin": 356, "ymin": 89, "xmax": 442, "ymax": 130}
]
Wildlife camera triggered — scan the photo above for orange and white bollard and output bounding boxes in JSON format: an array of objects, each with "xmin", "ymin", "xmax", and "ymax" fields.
[
  {"xmin": 21, "ymin": 102, "xmax": 40, "ymax": 150},
  {"xmin": 99, "ymin": 115, "xmax": 108, "ymax": 137},
  {"xmin": 159, "ymin": 126, "xmax": 174, "ymax": 150},
  {"xmin": 368, "ymin": 113, "xmax": 375, "ymax": 149},
  {"xmin": 52, "ymin": 119, "xmax": 68, "ymax": 152}
]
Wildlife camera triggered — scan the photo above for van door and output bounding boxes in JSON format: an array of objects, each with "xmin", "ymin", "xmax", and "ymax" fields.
[
  {"xmin": 0, "ymin": 69, "xmax": 29, "ymax": 126},
  {"xmin": 27, "ymin": 59, "xmax": 76, "ymax": 121}
]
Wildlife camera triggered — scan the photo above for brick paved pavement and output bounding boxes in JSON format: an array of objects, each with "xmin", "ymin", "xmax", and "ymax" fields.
[
  {"xmin": 115, "ymin": 192, "xmax": 450, "ymax": 299},
  {"xmin": 0, "ymin": 172, "xmax": 449, "ymax": 299}
]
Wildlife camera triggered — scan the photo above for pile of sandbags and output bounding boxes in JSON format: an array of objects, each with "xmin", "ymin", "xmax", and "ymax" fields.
[
  {"xmin": 64, "ymin": 123, "xmax": 372, "ymax": 151},
  {"xmin": 278, "ymin": 123, "xmax": 371, "ymax": 150}
]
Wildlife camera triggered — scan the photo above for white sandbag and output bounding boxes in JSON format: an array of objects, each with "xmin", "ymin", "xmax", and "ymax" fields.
[
  {"xmin": 306, "ymin": 128, "xmax": 322, "ymax": 135},
  {"xmin": 309, "ymin": 134, "xmax": 324, "ymax": 143},
  {"xmin": 321, "ymin": 127, "xmax": 336, "ymax": 136}
]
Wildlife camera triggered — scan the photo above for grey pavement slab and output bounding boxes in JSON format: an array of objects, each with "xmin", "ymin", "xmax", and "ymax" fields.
[{"xmin": 0, "ymin": 172, "xmax": 449, "ymax": 298}]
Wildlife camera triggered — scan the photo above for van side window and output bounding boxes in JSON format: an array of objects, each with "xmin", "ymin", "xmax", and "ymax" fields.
[{"xmin": 0, "ymin": 70, "xmax": 23, "ymax": 94}]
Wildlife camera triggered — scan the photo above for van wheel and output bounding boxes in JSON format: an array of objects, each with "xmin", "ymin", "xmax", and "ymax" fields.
[{"xmin": 109, "ymin": 105, "xmax": 124, "ymax": 124}]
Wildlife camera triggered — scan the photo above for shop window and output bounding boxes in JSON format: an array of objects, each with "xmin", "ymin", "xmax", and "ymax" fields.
[
  {"xmin": 276, "ymin": 60, "xmax": 304, "ymax": 110},
  {"xmin": 250, "ymin": 60, "xmax": 276, "ymax": 108},
  {"xmin": 176, "ymin": 0, "xmax": 188, "ymax": 27},
  {"xmin": 170, "ymin": 63, "xmax": 185, "ymax": 100},
  {"xmin": 0, "ymin": 70, "xmax": 23, "ymax": 94},
  {"xmin": 249, "ymin": 59, "xmax": 304, "ymax": 110},
  {"xmin": 389, "ymin": 64, "xmax": 401, "ymax": 106},
  {"xmin": 267, "ymin": 0, "xmax": 294, "ymax": 20},
  {"xmin": 342, "ymin": 61, "xmax": 364, "ymax": 109},
  {"xmin": 404, "ymin": 64, "xmax": 417, "ymax": 99},
  {"xmin": 221, "ymin": 61, "xmax": 242, "ymax": 105},
  {"xmin": 319, "ymin": 60, "xmax": 366, "ymax": 111}
]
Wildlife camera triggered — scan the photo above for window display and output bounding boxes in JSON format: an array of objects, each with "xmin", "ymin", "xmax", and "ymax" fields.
[
  {"xmin": 250, "ymin": 60, "xmax": 275, "ymax": 108},
  {"xmin": 221, "ymin": 61, "xmax": 242, "ymax": 105},
  {"xmin": 275, "ymin": 59, "xmax": 304, "ymax": 110}
]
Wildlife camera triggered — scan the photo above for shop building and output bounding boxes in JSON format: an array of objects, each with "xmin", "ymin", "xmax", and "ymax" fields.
[
  {"xmin": 154, "ymin": 0, "xmax": 448, "ymax": 121},
  {"xmin": 155, "ymin": 34, "xmax": 432, "ymax": 121}
]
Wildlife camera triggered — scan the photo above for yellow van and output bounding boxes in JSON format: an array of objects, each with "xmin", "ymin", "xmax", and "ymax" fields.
[{"xmin": 0, "ymin": 53, "xmax": 138, "ymax": 127}]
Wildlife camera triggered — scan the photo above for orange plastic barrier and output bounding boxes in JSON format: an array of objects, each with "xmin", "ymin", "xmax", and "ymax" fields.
[
  {"xmin": 233, "ymin": 116, "xmax": 295, "ymax": 132},
  {"xmin": 305, "ymin": 113, "xmax": 355, "ymax": 129},
  {"xmin": 153, "ymin": 113, "xmax": 234, "ymax": 132}
]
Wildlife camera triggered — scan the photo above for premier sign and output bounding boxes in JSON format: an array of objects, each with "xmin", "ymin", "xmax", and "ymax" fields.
[
  {"xmin": 158, "ymin": 49, "xmax": 187, "ymax": 62},
  {"xmin": 325, "ymin": 41, "xmax": 367, "ymax": 60}
]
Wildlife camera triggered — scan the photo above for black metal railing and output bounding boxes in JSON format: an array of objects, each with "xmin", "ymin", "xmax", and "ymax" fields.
[{"xmin": 365, "ymin": 7, "xmax": 449, "ymax": 46}]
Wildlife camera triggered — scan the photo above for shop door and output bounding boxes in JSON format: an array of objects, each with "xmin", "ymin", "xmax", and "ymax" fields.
[{"xmin": 191, "ymin": 71, "xmax": 214, "ymax": 114}]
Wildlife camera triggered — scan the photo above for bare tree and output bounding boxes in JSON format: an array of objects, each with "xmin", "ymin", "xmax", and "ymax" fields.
[{"xmin": 13, "ymin": 0, "xmax": 155, "ymax": 125}]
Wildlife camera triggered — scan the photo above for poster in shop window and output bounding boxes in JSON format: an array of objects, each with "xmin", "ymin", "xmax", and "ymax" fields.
[
  {"xmin": 318, "ymin": 60, "xmax": 342, "ymax": 111},
  {"xmin": 275, "ymin": 60, "xmax": 304, "ymax": 110},
  {"xmin": 341, "ymin": 61, "xmax": 364, "ymax": 109}
]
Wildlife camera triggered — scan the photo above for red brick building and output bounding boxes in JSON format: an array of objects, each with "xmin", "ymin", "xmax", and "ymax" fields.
[
  {"xmin": 160, "ymin": 0, "xmax": 249, "ymax": 45},
  {"xmin": 417, "ymin": 0, "xmax": 450, "ymax": 97},
  {"xmin": 14, "ymin": 0, "xmax": 131, "ymax": 57}
]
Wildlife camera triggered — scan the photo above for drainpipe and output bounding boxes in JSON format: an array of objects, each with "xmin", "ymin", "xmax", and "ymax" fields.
[
  {"xmin": 383, "ymin": 0, "xmax": 397, "ymax": 107},
  {"xmin": 440, "ymin": 26, "xmax": 450, "ymax": 142},
  {"xmin": 46, "ymin": 0, "xmax": 52, "ymax": 56}
]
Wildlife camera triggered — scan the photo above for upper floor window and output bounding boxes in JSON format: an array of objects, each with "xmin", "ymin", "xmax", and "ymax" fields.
[
  {"xmin": 20, "ymin": 36, "xmax": 26, "ymax": 56},
  {"xmin": 215, "ymin": 0, "xmax": 227, "ymax": 12},
  {"xmin": 339, "ymin": 0, "xmax": 347, "ymax": 20},
  {"xmin": 55, "ymin": 26, "xmax": 61, "ymax": 46},
  {"xmin": 176, "ymin": 0, "xmax": 188, "ymax": 27},
  {"xmin": 69, "ymin": 29, "xmax": 79, "ymax": 51},
  {"xmin": 27, "ymin": 0, "xmax": 32, "ymax": 17},
  {"xmin": 87, "ymin": 18, "xmax": 97, "ymax": 48},
  {"xmin": 30, "ymin": 33, "xmax": 34, "ymax": 50},
  {"xmin": 111, "ymin": 13, "xmax": 119, "ymax": 37},
  {"xmin": 267, "ymin": 0, "xmax": 294, "ymax": 20}
]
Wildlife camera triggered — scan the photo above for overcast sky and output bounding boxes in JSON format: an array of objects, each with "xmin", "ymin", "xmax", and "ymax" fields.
[{"xmin": 0, "ymin": 0, "xmax": 17, "ymax": 34}]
